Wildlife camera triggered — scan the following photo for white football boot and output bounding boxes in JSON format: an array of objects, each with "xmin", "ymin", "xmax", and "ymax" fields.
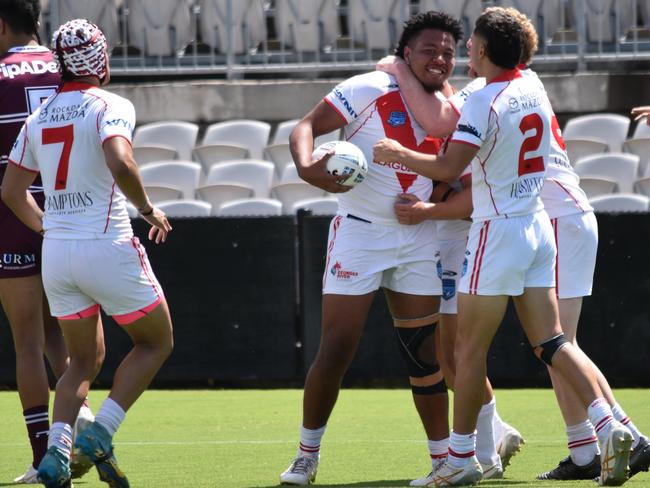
[
  {"xmin": 496, "ymin": 422, "xmax": 525, "ymax": 469},
  {"xmin": 280, "ymin": 455, "xmax": 319, "ymax": 485},
  {"xmin": 430, "ymin": 457, "xmax": 483, "ymax": 486},
  {"xmin": 480, "ymin": 457, "xmax": 504, "ymax": 479},
  {"xmin": 14, "ymin": 465, "xmax": 39, "ymax": 484},
  {"xmin": 70, "ymin": 405, "xmax": 95, "ymax": 479},
  {"xmin": 409, "ymin": 457, "xmax": 446, "ymax": 486},
  {"xmin": 598, "ymin": 420, "xmax": 633, "ymax": 486}
]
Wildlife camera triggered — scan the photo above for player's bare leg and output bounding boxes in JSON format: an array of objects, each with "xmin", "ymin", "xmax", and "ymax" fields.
[
  {"xmin": 514, "ymin": 288, "xmax": 633, "ymax": 486},
  {"xmin": 0, "ymin": 276, "xmax": 67, "ymax": 483},
  {"xmin": 540, "ymin": 297, "xmax": 649, "ymax": 480},
  {"xmin": 281, "ymin": 292, "xmax": 375, "ymax": 485},
  {"xmin": 42, "ymin": 297, "xmax": 69, "ymax": 378}
]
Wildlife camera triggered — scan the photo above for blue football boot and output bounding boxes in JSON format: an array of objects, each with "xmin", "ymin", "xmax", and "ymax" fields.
[
  {"xmin": 37, "ymin": 446, "xmax": 72, "ymax": 488},
  {"xmin": 74, "ymin": 422, "xmax": 129, "ymax": 488}
]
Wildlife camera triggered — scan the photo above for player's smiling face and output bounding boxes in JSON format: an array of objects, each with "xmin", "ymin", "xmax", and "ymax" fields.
[{"xmin": 403, "ymin": 28, "xmax": 456, "ymax": 93}]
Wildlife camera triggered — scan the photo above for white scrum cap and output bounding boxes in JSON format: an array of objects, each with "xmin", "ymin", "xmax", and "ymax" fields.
[{"xmin": 52, "ymin": 18, "xmax": 108, "ymax": 81}]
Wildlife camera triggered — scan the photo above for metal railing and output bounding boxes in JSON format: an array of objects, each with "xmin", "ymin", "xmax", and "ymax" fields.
[{"xmin": 41, "ymin": 0, "xmax": 650, "ymax": 78}]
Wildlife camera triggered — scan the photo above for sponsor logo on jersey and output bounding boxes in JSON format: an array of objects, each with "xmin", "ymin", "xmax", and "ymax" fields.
[
  {"xmin": 373, "ymin": 160, "xmax": 413, "ymax": 172},
  {"xmin": 330, "ymin": 261, "xmax": 358, "ymax": 280},
  {"xmin": 442, "ymin": 278, "xmax": 456, "ymax": 301},
  {"xmin": 508, "ymin": 98, "xmax": 520, "ymax": 113},
  {"xmin": 457, "ymin": 123, "xmax": 482, "ymax": 140},
  {"xmin": 386, "ymin": 111, "xmax": 406, "ymax": 127},
  {"xmin": 332, "ymin": 88, "xmax": 357, "ymax": 118},
  {"xmin": 105, "ymin": 118, "xmax": 133, "ymax": 131},
  {"xmin": 510, "ymin": 175, "xmax": 544, "ymax": 199},
  {"xmin": 0, "ymin": 253, "xmax": 37, "ymax": 270},
  {"xmin": 517, "ymin": 92, "xmax": 541, "ymax": 110},
  {"xmin": 41, "ymin": 103, "xmax": 90, "ymax": 124},
  {"xmin": 0, "ymin": 60, "xmax": 58, "ymax": 80},
  {"xmin": 46, "ymin": 191, "xmax": 94, "ymax": 213}
]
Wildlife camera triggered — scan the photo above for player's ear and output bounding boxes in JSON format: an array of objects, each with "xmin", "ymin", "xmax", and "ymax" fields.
[{"xmin": 403, "ymin": 46, "xmax": 412, "ymax": 65}]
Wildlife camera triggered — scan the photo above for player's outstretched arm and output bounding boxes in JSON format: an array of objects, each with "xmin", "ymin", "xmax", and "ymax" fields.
[
  {"xmin": 1, "ymin": 164, "xmax": 43, "ymax": 234},
  {"xmin": 103, "ymin": 137, "xmax": 172, "ymax": 243},
  {"xmin": 631, "ymin": 106, "xmax": 650, "ymax": 125},
  {"xmin": 290, "ymin": 101, "xmax": 351, "ymax": 193},
  {"xmin": 376, "ymin": 55, "xmax": 459, "ymax": 137}
]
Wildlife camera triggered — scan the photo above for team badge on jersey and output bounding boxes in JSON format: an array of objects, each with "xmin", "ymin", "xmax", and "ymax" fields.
[{"xmin": 386, "ymin": 111, "xmax": 406, "ymax": 127}]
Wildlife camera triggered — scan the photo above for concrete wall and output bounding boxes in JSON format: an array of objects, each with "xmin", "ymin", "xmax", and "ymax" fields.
[{"xmin": 109, "ymin": 72, "xmax": 650, "ymax": 125}]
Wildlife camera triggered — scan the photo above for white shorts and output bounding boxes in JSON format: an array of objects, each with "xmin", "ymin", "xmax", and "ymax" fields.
[
  {"xmin": 322, "ymin": 215, "xmax": 441, "ymax": 296},
  {"xmin": 42, "ymin": 236, "xmax": 163, "ymax": 324},
  {"xmin": 459, "ymin": 211, "xmax": 556, "ymax": 296},
  {"xmin": 550, "ymin": 211, "xmax": 598, "ymax": 299},
  {"xmin": 435, "ymin": 238, "xmax": 467, "ymax": 314}
]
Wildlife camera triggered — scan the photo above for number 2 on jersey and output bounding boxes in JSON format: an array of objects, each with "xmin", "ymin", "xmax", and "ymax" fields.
[
  {"xmin": 517, "ymin": 113, "xmax": 545, "ymax": 176},
  {"xmin": 42, "ymin": 124, "xmax": 74, "ymax": 190}
]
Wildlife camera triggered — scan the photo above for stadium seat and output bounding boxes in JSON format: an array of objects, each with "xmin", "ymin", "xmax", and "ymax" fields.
[
  {"xmin": 578, "ymin": 176, "xmax": 618, "ymax": 198},
  {"xmin": 205, "ymin": 160, "xmax": 275, "ymax": 197},
  {"xmin": 272, "ymin": 119, "xmax": 300, "ymax": 144},
  {"xmin": 56, "ymin": 0, "xmax": 120, "ymax": 49},
  {"xmin": 563, "ymin": 114, "xmax": 631, "ymax": 152},
  {"xmin": 199, "ymin": 120, "xmax": 271, "ymax": 160},
  {"xmin": 157, "ymin": 199, "xmax": 212, "ymax": 217},
  {"xmin": 133, "ymin": 121, "xmax": 199, "ymax": 162},
  {"xmin": 622, "ymin": 138, "xmax": 650, "ymax": 177},
  {"xmin": 274, "ymin": 0, "xmax": 338, "ymax": 53},
  {"xmin": 347, "ymin": 0, "xmax": 409, "ymax": 52},
  {"xmin": 199, "ymin": 0, "xmax": 266, "ymax": 54},
  {"xmin": 144, "ymin": 184, "xmax": 183, "ymax": 203},
  {"xmin": 272, "ymin": 182, "xmax": 326, "ymax": 213},
  {"xmin": 216, "ymin": 198, "xmax": 283, "ymax": 216},
  {"xmin": 417, "ymin": 1, "xmax": 482, "ymax": 42},
  {"xmin": 633, "ymin": 117, "xmax": 650, "ymax": 138},
  {"xmin": 139, "ymin": 161, "xmax": 202, "ymax": 200},
  {"xmin": 498, "ymin": 0, "xmax": 542, "ymax": 30},
  {"xmin": 574, "ymin": 153, "xmax": 639, "ymax": 194},
  {"xmin": 580, "ymin": 0, "xmax": 616, "ymax": 43},
  {"xmin": 589, "ymin": 193, "xmax": 650, "ymax": 212},
  {"xmin": 196, "ymin": 183, "xmax": 254, "ymax": 208},
  {"xmin": 127, "ymin": 0, "xmax": 193, "ymax": 56},
  {"xmin": 264, "ymin": 144, "xmax": 293, "ymax": 176},
  {"xmin": 291, "ymin": 197, "xmax": 338, "ymax": 215},
  {"xmin": 633, "ymin": 177, "xmax": 650, "ymax": 197},
  {"xmin": 280, "ymin": 164, "xmax": 302, "ymax": 182},
  {"xmin": 564, "ymin": 138, "xmax": 608, "ymax": 166},
  {"xmin": 133, "ymin": 146, "xmax": 178, "ymax": 166},
  {"xmin": 193, "ymin": 144, "xmax": 250, "ymax": 174}
]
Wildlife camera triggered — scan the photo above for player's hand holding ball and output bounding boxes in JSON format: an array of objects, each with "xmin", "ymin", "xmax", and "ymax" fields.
[
  {"xmin": 305, "ymin": 141, "xmax": 367, "ymax": 193},
  {"xmin": 374, "ymin": 137, "xmax": 407, "ymax": 164}
]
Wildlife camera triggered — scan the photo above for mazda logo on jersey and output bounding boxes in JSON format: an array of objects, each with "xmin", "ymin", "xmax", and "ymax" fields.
[
  {"xmin": 457, "ymin": 123, "xmax": 482, "ymax": 139},
  {"xmin": 386, "ymin": 111, "xmax": 406, "ymax": 127}
]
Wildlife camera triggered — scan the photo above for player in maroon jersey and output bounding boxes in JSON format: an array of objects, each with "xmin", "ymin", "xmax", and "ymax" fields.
[{"xmin": 0, "ymin": 0, "xmax": 87, "ymax": 483}]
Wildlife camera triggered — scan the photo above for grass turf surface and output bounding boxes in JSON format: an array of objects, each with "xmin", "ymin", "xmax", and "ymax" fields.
[{"xmin": 0, "ymin": 389, "xmax": 648, "ymax": 487}]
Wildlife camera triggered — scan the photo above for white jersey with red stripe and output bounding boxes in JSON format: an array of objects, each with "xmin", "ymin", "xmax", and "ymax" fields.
[
  {"xmin": 9, "ymin": 81, "xmax": 134, "ymax": 240},
  {"xmin": 324, "ymin": 71, "xmax": 441, "ymax": 225},
  {"xmin": 451, "ymin": 68, "xmax": 549, "ymax": 222}
]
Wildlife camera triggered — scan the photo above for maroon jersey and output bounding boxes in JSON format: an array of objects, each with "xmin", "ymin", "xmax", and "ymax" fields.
[
  {"xmin": 0, "ymin": 45, "xmax": 60, "ymax": 190},
  {"xmin": 0, "ymin": 45, "xmax": 59, "ymax": 278}
]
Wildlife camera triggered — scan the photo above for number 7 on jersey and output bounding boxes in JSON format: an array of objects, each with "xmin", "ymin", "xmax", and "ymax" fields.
[{"xmin": 42, "ymin": 124, "xmax": 74, "ymax": 190}]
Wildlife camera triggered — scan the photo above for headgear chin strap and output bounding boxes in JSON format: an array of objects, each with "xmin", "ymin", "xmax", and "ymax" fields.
[{"xmin": 52, "ymin": 19, "xmax": 108, "ymax": 82}]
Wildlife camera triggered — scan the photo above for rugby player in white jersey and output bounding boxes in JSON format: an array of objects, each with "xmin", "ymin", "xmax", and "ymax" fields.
[
  {"xmin": 376, "ymin": 6, "xmax": 650, "ymax": 482},
  {"xmin": 279, "ymin": 11, "xmax": 467, "ymax": 486},
  {"xmin": 373, "ymin": 9, "xmax": 633, "ymax": 486},
  {"xmin": 2, "ymin": 19, "xmax": 173, "ymax": 488}
]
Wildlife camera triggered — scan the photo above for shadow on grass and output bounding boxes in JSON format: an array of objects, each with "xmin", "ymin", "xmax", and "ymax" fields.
[{"xmin": 256, "ymin": 480, "xmax": 527, "ymax": 487}]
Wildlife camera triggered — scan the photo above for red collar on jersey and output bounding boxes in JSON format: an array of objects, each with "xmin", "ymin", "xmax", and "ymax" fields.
[
  {"xmin": 487, "ymin": 68, "xmax": 522, "ymax": 85},
  {"xmin": 60, "ymin": 82, "xmax": 97, "ymax": 92}
]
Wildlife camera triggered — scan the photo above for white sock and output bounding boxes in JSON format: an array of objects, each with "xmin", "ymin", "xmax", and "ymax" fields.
[
  {"xmin": 448, "ymin": 431, "xmax": 476, "ymax": 468},
  {"xmin": 428, "ymin": 438, "xmax": 449, "ymax": 469},
  {"xmin": 567, "ymin": 420, "xmax": 599, "ymax": 466},
  {"xmin": 95, "ymin": 398, "xmax": 126, "ymax": 437},
  {"xmin": 612, "ymin": 403, "xmax": 642, "ymax": 448},
  {"xmin": 476, "ymin": 397, "xmax": 499, "ymax": 466},
  {"xmin": 587, "ymin": 398, "xmax": 615, "ymax": 445},
  {"xmin": 492, "ymin": 404, "xmax": 505, "ymax": 448},
  {"xmin": 298, "ymin": 425, "xmax": 326, "ymax": 459},
  {"xmin": 48, "ymin": 422, "xmax": 73, "ymax": 459}
]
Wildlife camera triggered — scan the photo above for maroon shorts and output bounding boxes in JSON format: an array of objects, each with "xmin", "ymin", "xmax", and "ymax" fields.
[{"xmin": 0, "ymin": 192, "xmax": 43, "ymax": 279}]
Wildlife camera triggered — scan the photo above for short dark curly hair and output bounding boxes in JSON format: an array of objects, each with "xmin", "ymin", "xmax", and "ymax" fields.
[
  {"xmin": 395, "ymin": 11, "xmax": 463, "ymax": 58},
  {"xmin": 474, "ymin": 9, "xmax": 524, "ymax": 69},
  {"xmin": 0, "ymin": 0, "xmax": 41, "ymax": 37}
]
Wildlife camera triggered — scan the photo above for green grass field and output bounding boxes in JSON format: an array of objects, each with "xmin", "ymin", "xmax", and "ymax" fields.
[{"xmin": 0, "ymin": 389, "xmax": 648, "ymax": 487}]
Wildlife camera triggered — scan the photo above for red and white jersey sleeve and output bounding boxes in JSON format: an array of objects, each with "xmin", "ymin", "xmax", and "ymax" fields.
[
  {"xmin": 446, "ymin": 77, "xmax": 486, "ymax": 116},
  {"xmin": 520, "ymin": 68, "xmax": 592, "ymax": 218},
  {"xmin": 450, "ymin": 69, "xmax": 548, "ymax": 222},
  {"xmin": 324, "ymin": 71, "xmax": 441, "ymax": 225},
  {"xmin": 9, "ymin": 82, "xmax": 135, "ymax": 239}
]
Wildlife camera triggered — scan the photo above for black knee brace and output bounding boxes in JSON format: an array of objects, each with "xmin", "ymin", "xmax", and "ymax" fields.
[
  {"xmin": 534, "ymin": 333, "xmax": 569, "ymax": 366},
  {"xmin": 394, "ymin": 315, "xmax": 447, "ymax": 395}
]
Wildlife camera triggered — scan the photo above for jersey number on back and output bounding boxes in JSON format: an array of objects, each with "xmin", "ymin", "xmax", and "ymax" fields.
[
  {"xmin": 42, "ymin": 125, "xmax": 73, "ymax": 190},
  {"xmin": 518, "ymin": 113, "xmax": 545, "ymax": 177}
]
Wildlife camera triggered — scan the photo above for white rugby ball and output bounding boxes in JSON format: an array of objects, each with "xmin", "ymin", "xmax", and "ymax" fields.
[{"xmin": 312, "ymin": 140, "xmax": 368, "ymax": 187}]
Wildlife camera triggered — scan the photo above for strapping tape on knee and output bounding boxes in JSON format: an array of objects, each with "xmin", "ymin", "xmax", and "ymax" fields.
[{"xmin": 534, "ymin": 333, "xmax": 569, "ymax": 366}]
